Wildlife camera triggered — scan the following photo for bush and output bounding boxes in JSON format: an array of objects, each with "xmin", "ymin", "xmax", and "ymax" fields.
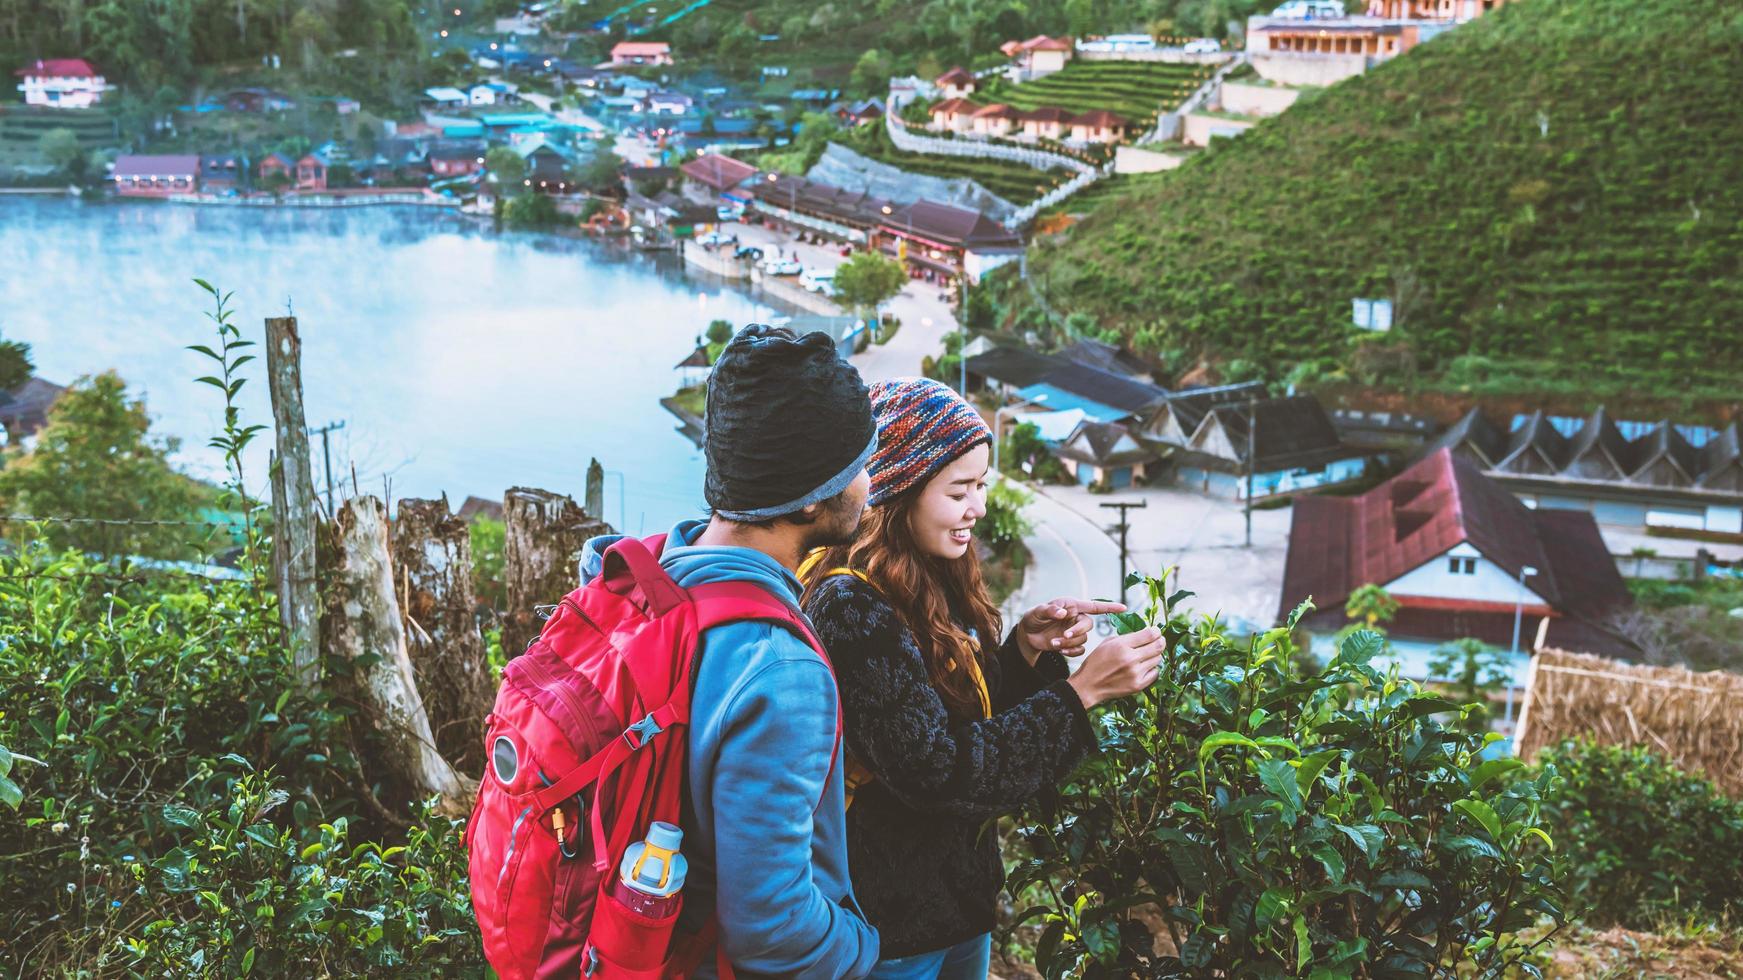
[
  {"xmin": 980, "ymin": 479, "xmax": 1034, "ymax": 561},
  {"xmin": 1536, "ymin": 740, "xmax": 1743, "ymax": 929},
  {"xmin": 1011, "ymin": 584, "xmax": 1563, "ymax": 977},
  {"xmin": 0, "ymin": 545, "xmax": 487, "ymax": 976}
]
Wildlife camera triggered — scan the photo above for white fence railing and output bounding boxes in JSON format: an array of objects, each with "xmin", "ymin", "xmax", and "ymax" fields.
[
  {"xmin": 886, "ymin": 113, "xmax": 1097, "ymax": 176},
  {"xmin": 1004, "ymin": 165, "xmax": 1110, "ymax": 229}
]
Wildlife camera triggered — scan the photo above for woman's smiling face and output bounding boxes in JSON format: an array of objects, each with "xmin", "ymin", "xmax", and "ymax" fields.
[{"xmin": 907, "ymin": 443, "xmax": 991, "ymax": 561}]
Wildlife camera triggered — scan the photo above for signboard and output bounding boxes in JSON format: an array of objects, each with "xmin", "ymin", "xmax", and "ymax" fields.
[{"xmin": 1352, "ymin": 297, "xmax": 1393, "ymax": 332}]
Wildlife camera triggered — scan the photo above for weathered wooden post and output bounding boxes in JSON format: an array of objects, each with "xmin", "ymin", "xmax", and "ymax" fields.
[
  {"xmin": 392, "ymin": 496, "xmax": 495, "ymax": 774},
  {"xmin": 265, "ymin": 316, "xmax": 320, "ymax": 687},
  {"xmin": 585, "ymin": 458, "xmax": 605, "ymax": 521},
  {"xmin": 502, "ymin": 487, "xmax": 612, "ymax": 658},
  {"xmin": 322, "ymin": 495, "xmax": 466, "ymax": 801}
]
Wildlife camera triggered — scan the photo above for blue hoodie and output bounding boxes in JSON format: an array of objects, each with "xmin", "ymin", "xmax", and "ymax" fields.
[{"xmin": 581, "ymin": 519, "xmax": 879, "ymax": 979}]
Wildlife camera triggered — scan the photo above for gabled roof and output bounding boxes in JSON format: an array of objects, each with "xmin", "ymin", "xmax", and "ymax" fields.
[
  {"xmin": 971, "ymin": 103, "xmax": 1022, "ymax": 120},
  {"xmin": 424, "ymin": 86, "xmax": 467, "ymax": 102},
  {"xmin": 1059, "ymin": 339, "xmax": 1151, "ymax": 379},
  {"xmin": 0, "ymin": 376, "xmax": 66, "ymax": 433},
  {"xmin": 1429, "ymin": 407, "xmax": 1507, "ymax": 468},
  {"xmin": 199, "ymin": 154, "xmax": 241, "ymax": 176},
  {"xmin": 1019, "ymin": 106, "xmax": 1074, "ymax": 124},
  {"xmin": 112, "ymin": 154, "xmax": 200, "ymax": 178},
  {"xmin": 611, "ymin": 41, "xmax": 671, "ymax": 55},
  {"xmin": 880, "ymin": 200, "xmax": 1021, "ymax": 251},
  {"xmin": 1279, "ymin": 448, "xmax": 1631, "ymax": 624},
  {"xmin": 1699, "ymin": 423, "xmax": 1742, "ymax": 490},
  {"xmin": 1146, "ymin": 381, "xmax": 1266, "ymax": 439},
  {"xmin": 936, "ymin": 66, "xmax": 975, "ymax": 87},
  {"xmin": 1495, "ymin": 410, "xmax": 1568, "ymax": 475},
  {"xmin": 1561, "ymin": 407, "xmax": 1633, "ymax": 481},
  {"xmin": 1627, "ymin": 421, "xmax": 1699, "ymax": 487},
  {"xmin": 1003, "ymin": 35, "xmax": 1072, "ymax": 55},
  {"xmin": 680, "ymin": 153, "xmax": 757, "ymax": 191},
  {"xmin": 965, "ymin": 346, "xmax": 1058, "ymax": 389},
  {"xmin": 1070, "ymin": 109, "xmax": 1129, "ymax": 128},
  {"xmin": 1055, "ymin": 421, "xmax": 1157, "ymax": 467},
  {"xmin": 929, "ymin": 97, "xmax": 982, "ymax": 116},
  {"xmin": 16, "ymin": 58, "xmax": 97, "ymax": 77},
  {"xmin": 1197, "ymin": 395, "xmax": 1344, "ymax": 470},
  {"xmin": 968, "ymin": 346, "xmax": 1168, "ymax": 421}
]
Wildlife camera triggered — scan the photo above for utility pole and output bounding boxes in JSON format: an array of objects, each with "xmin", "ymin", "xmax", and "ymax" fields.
[
  {"xmin": 1100, "ymin": 499, "xmax": 1147, "ymax": 603},
  {"xmin": 308, "ymin": 420, "xmax": 346, "ymax": 514},
  {"xmin": 1244, "ymin": 393, "xmax": 1256, "ymax": 548}
]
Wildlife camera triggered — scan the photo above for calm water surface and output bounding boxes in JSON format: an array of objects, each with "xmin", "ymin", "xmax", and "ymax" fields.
[{"xmin": 2, "ymin": 197, "xmax": 771, "ymax": 533}]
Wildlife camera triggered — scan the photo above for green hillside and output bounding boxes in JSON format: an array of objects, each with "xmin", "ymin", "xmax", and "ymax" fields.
[
  {"xmin": 1008, "ymin": 0, "xmax": 1743, "ymax": 401},
  {"xmin": 976, "ymin": 60, "xmax": 1213, "ymax": 121}
]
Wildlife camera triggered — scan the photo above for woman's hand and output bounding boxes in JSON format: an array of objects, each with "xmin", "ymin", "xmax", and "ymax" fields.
[
  {"xmin": 1016, "ymin": 597, "xmax": 1127, "ymax": 664},
  {"xmin": 1066, "ymin": 627, "xmax": 1165, "ymax": 710}
]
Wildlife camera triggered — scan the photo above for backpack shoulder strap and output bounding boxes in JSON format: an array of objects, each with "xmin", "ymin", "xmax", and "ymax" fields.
[{"xmin": 686, "ymin": 579, "xmax": 843, "ymax": 807}]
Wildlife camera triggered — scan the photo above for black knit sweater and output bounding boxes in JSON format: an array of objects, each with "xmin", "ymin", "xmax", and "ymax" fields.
[{"xmin": 803, "ymin": 575, "xmax": 1097, "ymax": 958}]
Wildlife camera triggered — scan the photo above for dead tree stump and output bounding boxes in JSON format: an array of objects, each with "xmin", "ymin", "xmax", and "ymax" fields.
[
  {"xmin": 502, "ymin": 487, "xmax": 612, "ymax": 658},
  {"xmin": 322, "ymin": 495, "xmax": 466, "ymax": 803},
  {"xmin": 392, "ymin": 496, "xmax": 496, "ymax": 776}
]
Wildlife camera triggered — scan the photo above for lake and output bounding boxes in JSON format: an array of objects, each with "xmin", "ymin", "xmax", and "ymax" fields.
[{"xmin": 0, "ymin": 197, "xmax": 775, "ymax": 535}]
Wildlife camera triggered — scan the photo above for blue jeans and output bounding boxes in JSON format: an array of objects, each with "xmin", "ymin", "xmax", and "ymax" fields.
[{"xmin": 867, "ymin": 933, "xmax": 992, "ymax": 980}]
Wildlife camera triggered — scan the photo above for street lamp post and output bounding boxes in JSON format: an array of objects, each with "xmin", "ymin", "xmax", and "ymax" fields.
[{"xmin": 1507, "ymin": 564, "xmax": 1538, "ymax": 731}]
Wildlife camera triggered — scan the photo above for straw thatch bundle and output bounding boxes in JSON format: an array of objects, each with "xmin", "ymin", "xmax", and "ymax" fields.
[{"xmin": 1516, "ymin": 648, "xmax": 1743, "ymax": 799}]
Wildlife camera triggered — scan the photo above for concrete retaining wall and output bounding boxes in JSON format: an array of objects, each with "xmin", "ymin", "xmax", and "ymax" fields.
[
  {"xmin": 1252, "ymin": 51, "xmax": 1369, "ymax": 86},
  {"xmin": 1221, "ymin": 80, "xmax": 1303, "ymax": 117}
]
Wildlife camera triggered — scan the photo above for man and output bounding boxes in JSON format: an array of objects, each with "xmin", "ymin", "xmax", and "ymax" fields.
[{"xmin": 582, "ymin": 324, "xmax": 880, "ymax": 978}]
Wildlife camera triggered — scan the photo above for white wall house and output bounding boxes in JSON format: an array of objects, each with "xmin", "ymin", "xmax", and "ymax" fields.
[
  {"xmin": 16, "ymin": 59, "xmax": 107, "ymax": 108},
  {"xmin": 1383, "ymin": 541, "xmax": 1551, "ymax": 608}
]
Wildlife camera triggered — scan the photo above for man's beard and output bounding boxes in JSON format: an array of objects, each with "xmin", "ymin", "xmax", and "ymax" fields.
[{"xmin": 801, "ymin": 493, "xmax": 864, "ymax": 552}]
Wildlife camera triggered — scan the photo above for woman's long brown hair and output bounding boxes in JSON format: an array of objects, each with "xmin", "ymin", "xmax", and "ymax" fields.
[{"xmin": 803, "ymin": 485, "xmax": 1002, "ymax": 718}]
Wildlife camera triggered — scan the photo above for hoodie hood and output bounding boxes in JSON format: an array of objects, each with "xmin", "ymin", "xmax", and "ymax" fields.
[{"xmin": 580, "ymin": 517, "xmax": 803, "ymax": 606}]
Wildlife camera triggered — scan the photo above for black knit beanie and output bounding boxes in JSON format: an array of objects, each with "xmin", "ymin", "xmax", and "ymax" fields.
[{"xmin": 704, "ymin": 324, "xmax": 876, "ymax": 522}]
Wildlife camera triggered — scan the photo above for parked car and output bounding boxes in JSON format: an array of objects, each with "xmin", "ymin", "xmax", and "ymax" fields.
[
  {"xmin": 716, "ymin": 204, "xmax": 743, "ymax": 221},
  {"xmin": 695, "ymin": 231, "xmax": 735, "ymax": 248},
  {"xmin": 761, "ymin": 257, "xmax": 802, "ymax": 276},
  {"xmin": 799, "ymin": 267, "xmax": 836, "ymax": 294},
  {"xmin": 1183, "ymin": 37, "xmax": 1222, "ymax": 53},
  {"xmin": 734, "ymin": 244, "xmax": 765, "ymax": 262},
  {"xmin": 1270, "ymin": 0, "xmax": 1345, "ymax": 17}
]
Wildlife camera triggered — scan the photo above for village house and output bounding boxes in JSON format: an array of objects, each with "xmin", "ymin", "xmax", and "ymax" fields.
[
  {"xmin": 970, "ymin": 103, "xmax": 1021, "ymax": 137},
  {"xmin": 877, "ymin": 200, "xmax": 1025, "ymax": 285},
  {"xmin": 111, "ymin": 154, "xmax": 199, "ymax": 197},
  {"xmin": 610, "ymin": 41, "xmax": 673, "ymax": 67},
  {"xmin": 1279, "ymin": 447, "xmax": 1639, "ymax": 677},
  {"xmin": 0, "ymin": 376, "xmax": 66, "ymax": 447},
  {"xmin": 467, "ymin": 82, "xmax": 513, "ymax": 106},
  {"xmin": 257, "ymin": 152, "xmax": 294, "ymax": 186},
  {"xmin": 935, "ymin": 66, "xmax": 977, "ymax": 100},
  {"xmin": 1068, "ymin": 109, "xmax": 1130, "ymax": 144},
  {"xmin": 423, "ymin": 86, "xmax": 470, "ymax": 110},
  {"xmin": 14, "ymin": 58, "xmax": 107, "ymax": 108},
  {"xmin": 516, "ymin": 136, "xmax": 576, "ymax": 191},
  {"xmin": 679, "ymin": 153, "xmax": 758, "ymax": 208},
  {"xmin": 222, "ymin": 87, "xmax": 296, "ymax": 113},
  {"xmin": 1017, "ymin": 106, "xmax": 1074, "ymax": 142},
  {"xmin": 927, "ymin": 98, "xmax": 982, "ymax": 134},
  {"xmin": 1054, "ymin": 421, "xmax": 1160, "ymax": 489},
  {"xmin": 427, "ymin": 140, "xmax": 485, "ymax": 178},
  {"xmin": 643, "ymin": 91, "xmax": 694, "ymax": 116},
  {"xmin": 887, "ymin": 75, "xmax": 936, "ymax": 110},
  {"xmin": 1368, "ymin": 0, "xmax": 1509, "ymax": 21},
  {"xmin": 1142, "ymin": 388, "xmax": 1369, "ymax": 499},
  {"xmin": 294, "ymin": 151, "xmax": 331, "ymax": 191},
  {"xmin": 364, "ymin": 137, "xmax": 432, "ymax": 183},
  {"xmin": 1001, "ymin": 35, "xmax": 1073, "ymax": 81},
  {"xmin": 967, "ymin": 345, "xmax": 1171, "ymax": 427},
  {"xmin": 1427, "ymin": 408, "xmax": 1743, "ymax": 536},
  {"xmin": 199, "ymin": 154, "xmax": 243, "ymax": 194},
  {"xmin": 836, "ymin": 98, "xmax": 885, "ymax": 127},
  {"xmin": 748, "ymin": 173, "xmax": 893, "ymax": 245}
]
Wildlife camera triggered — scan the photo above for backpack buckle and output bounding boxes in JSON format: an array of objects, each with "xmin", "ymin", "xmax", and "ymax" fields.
[{"xmin": 621, "ymin": 713, "xmax": 664, "ymax": 750}]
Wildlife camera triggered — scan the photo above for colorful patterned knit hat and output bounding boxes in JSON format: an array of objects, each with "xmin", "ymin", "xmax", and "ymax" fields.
[{"xmin": 867, "ymin": 378, "xmax": 992, "ymax": 506}]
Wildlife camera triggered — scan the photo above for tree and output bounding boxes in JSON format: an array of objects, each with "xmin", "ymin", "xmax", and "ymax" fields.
[
  {"xmin": 484, "ymin": 146, "xmax": 526, "ymax": 188},
  {"xmin": 37, "ymin": 128, "xmax": 86, "ymax": 177},
  {"xmin": 0, "ymin": 333, "xmax": 31, "ymax": 393},
  {"xmin": 574, "ymin": 145, "xmax": 623, "ymax": 191},
  {"xmin": 502, "ymin": 191, "xmax": 560, "ymax": 228},
  {"xmin": 1427, "ymin": 637, "xmax": 1514, "ymax": 733},
  {"xmin": 850, "ymin": 48, "xmax": 892, "ymax": 96},
  {"xmin": 1344, "ymin": 582, "xmax": 1398, "ymax": 628},
  {"xmin": 0, "ymin": 372, "xmax": 204, "ymax": 560},
  {"xmin": 831, "ymin": 250, "xmax": 908, "ymax": 316}
]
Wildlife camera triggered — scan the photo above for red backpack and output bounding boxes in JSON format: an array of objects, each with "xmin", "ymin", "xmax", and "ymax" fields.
[{"xmin": 466, "ymin": 534, "xmax": 841, "ymax": 979}]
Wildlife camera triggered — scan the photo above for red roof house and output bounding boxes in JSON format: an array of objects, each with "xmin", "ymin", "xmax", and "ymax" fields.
[
  {"xmin": 15, "ymin": 58, "xmax": 106, "ymax": 108},
  {"xmin": 111, "ymin": 154, "xmax": 200, "ymax": 197},
  {"xmin": 610, "ymin": 41, "xmax": 673, "ymax": 66},
  {"xmin": 1279, "ymin": 448, "xmax": 1637, "ymax": 659}
]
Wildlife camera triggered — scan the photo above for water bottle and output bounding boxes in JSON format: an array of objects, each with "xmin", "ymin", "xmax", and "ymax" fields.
[{"xmin": 612, "ymin": 821, "xmax": 686, "ymax": 918}]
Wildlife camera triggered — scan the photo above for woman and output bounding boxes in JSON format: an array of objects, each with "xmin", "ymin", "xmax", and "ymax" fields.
[{"xmin": 802, "ymin": 378, "xmax": 1164, "ymax": 979}]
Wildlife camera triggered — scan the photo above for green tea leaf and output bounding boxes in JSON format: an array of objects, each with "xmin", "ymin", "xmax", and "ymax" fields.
[
  {"xmin": 1334, "ymin": 629, "xmax": 1386, "ymax": 666},
  {"xmin": 1452, "ymin": 799, "xmax": 1503, "ymax": 840}
]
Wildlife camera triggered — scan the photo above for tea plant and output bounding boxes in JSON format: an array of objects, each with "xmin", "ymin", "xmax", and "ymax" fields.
[{"xmin": 1011, "ymin": 572, "xmax": 1563, "ymax": 978}]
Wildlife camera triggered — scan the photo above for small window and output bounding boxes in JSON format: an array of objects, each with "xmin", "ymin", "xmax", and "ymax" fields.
[{"xmin": 1448, "ymin": 557, "xmax": 1477, "ymax": 575}]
